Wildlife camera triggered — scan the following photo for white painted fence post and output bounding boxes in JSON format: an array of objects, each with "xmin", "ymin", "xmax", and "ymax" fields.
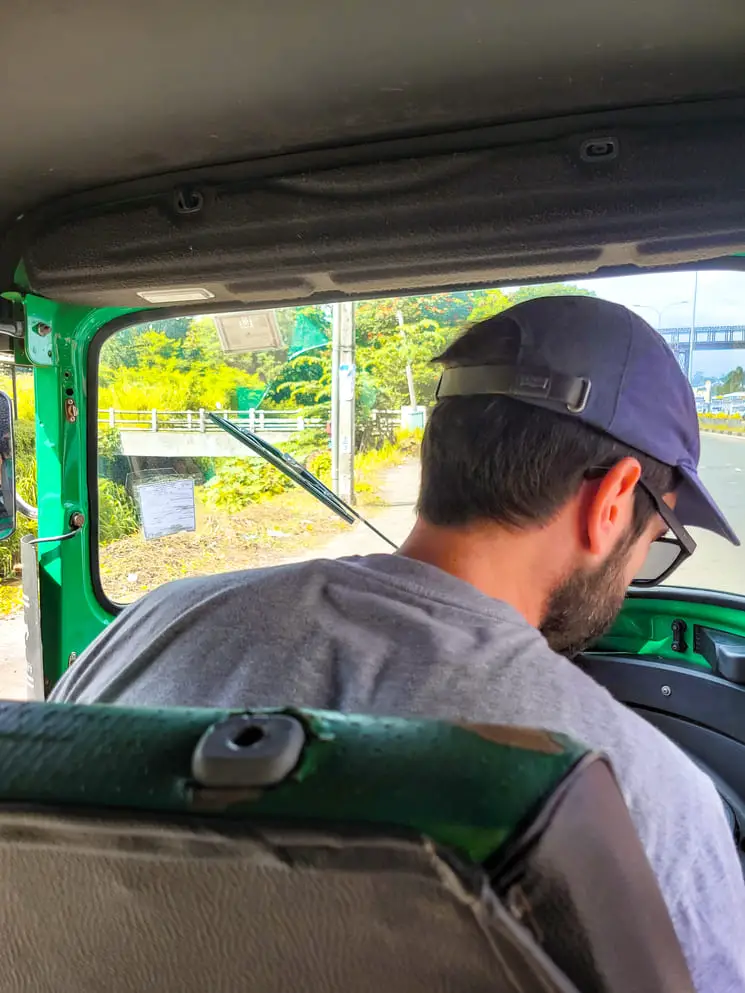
[
  {"xmin": 259, "ymin": 410, "xmax": 265, "ymax": 430},
  {"xmin": 199, "ymin": 408, "xmax": 206, "ymax": 432},
  {"xmin": 187, "ymin": 410, "xmax": 193, "ymax": 430},
  {"xmin": 108, "ymin": 408, "xmax": 115, "ymax": 427},
  {"xmin": 151, "ymin": 409, "xmax": 158, "ymax": 432},
  {"xmin": 249, "ymin": 408, "xmax": 256, "ymax": 432}
]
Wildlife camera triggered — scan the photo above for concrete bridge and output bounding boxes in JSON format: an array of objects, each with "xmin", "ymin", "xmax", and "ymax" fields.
[
  {"xmin": 100, "ymin": 409, "xmax": 326, "ymax": 459},
  {"xmin": 658, "ymin": 325, "xmax": 745, "ymax": 350},
  {"xmin": 658, "ymin": 325, "xmax": 745, "ymax": 372}
]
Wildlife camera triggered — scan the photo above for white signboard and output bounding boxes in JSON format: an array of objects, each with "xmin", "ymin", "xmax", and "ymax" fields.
[
  {"xmin": 136, "ymin": 478, "xmax": 196, "ymax": 541},
  {"xmin": 213, "ymin": 310, "xmax": 282, "ymax": 353}
]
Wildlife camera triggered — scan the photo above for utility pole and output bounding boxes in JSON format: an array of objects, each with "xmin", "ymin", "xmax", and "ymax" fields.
[
  {"xmin": 687, "ymin": 272, "xmax": 699, "ymax": 383},
  {"xmin": 396, "ymin": 309, "xmax": 417, "ymax": 407},
  {"xmin": 331, "ymin": 302, "xmax": 356, "ymax": 504}
]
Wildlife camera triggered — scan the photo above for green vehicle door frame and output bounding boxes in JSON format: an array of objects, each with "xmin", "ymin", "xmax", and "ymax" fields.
[
  {"xmin": 25, "ymin": 295, "xmax": 139, "ymax": 687},
  {"xmin": 17, "ymin": 293, "xmax": 745, "ymax": 690}
]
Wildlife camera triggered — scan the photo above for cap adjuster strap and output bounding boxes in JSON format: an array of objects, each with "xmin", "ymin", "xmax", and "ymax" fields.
[{"xmin": 436, "ymin": 365, "xmax": 591, "ymax": 413}]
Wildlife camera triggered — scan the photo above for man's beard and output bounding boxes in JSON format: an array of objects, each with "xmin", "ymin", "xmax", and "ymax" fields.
[{"xmin": 540, "ymin": 531, "xmax": 635, "ymax": 658}]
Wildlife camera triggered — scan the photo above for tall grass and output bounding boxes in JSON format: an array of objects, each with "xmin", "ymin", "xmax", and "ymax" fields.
[
  {"xmin": 0, "ymin": 417, "xmax": 38, "ymax": 613},
  {"xmin": 0, "ymin": 372, "xmax": 34, "ymax": 421},
  {"xmin": 99, "ymin": 480, "xmax": 140, "ymax": 545}
]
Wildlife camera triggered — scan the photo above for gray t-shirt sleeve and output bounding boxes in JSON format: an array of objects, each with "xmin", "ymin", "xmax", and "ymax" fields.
[
  {"xmin": 668, "ymin": 801, "xmax": 745, "ymax": 993},
  {"xmin": 596, "ymin": 705, "xmax": 745, "ymax": 993}
]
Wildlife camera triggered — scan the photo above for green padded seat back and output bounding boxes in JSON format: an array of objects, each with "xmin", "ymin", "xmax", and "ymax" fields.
[
  {"xmin": 0, "ymin": 704, "xmax": 586, "ymax": 855},
  {"xmin": 0, "ymin": 702, "xmax": 694, "ymax": 993}
]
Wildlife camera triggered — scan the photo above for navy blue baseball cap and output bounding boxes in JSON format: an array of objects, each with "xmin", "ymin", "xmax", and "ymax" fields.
[{"xmin": 436, "ymin": 295, "xmax": 739, "ymax": 546}]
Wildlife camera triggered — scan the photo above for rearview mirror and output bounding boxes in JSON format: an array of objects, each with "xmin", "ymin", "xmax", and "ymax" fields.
[{"xmin": 0, "ymin": 391, "xmax": 16, "ymax": 541}]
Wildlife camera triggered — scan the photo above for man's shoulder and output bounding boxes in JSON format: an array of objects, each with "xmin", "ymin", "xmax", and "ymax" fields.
[
  {"xmin": 133, "ymin": 552, "xmax": 524, "ymax": 626},
  {"xmin": 137, "ymin": 555, "xmax": 363, "ymax": 612}
]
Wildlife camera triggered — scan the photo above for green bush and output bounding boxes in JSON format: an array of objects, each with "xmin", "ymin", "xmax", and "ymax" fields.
[
  {"xmin": 285, "ymin": 427, "xmax": 329, "ymax": 460},
  {"xmin": 98, "ymin": 425, "xmax": 130, "ymax": 487},
  {"xmin": 98, "ymin": 479, "xmax": 140, "ymax": 545},
  {"xmin": 202, "ymin": 459, "xmax": 291, "ymax": 511},
  {"xmin": 202, "ymin": 428, "xmax": 331, "ymax": 512},
  {"xmin": 307, "ymin": 450, "xmax": 331, "ymax": 483},
  {"xmin": 0, "ymin": 512, "xmax": 36, "ymax": 582},
  {"xmin": 394, "ymin": 427, "xmax": 424, "ymax": 455}
]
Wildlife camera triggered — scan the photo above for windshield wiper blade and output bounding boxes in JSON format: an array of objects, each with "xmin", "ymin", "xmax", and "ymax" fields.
[{"xmin": 209, "ymin": 414, "xmax": 397, "ymax": 550}]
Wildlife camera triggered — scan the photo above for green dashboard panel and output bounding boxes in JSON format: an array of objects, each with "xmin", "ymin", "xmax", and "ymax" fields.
[{"xmin": 597, "ymin": 596, "xmax": 745, "ymax": 670}]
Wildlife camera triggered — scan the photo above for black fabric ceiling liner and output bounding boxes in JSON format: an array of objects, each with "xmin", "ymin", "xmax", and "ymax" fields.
[{"xmin": 9, "ymin": 99, "xmax": 745, "ymax": 308}]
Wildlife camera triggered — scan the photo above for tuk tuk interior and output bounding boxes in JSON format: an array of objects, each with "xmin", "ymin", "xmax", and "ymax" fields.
[{"xmin": 0, "ymin": 1, "xmax": 744, "ymax": 989}]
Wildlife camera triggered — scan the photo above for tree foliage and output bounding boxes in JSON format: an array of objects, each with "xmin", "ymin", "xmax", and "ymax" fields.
[
  {"xmin": 720, "ymin": 366, "xmax": 745, "ymax": 394},
  {"xmin": 507, "ymin": 282, "xmax": 597, "ymax": 305},
  {"xmin": 465, "ymin": 282, "xmax": 597, "ymax": 322},
  {"xmin": 461, "ymin": 288, "xmax": 513, "ymax": 325},
  {"xmin": 99, "ymin": 324, "xmax": 266, "ymax": 413},
  {"xmin": 97, "ymin": 281, "xmax": 596, "ymax": 420}
]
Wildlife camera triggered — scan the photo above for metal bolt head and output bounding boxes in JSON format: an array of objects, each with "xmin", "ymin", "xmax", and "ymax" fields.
[
  {"xmin": 69, "ymin": 512, "xmax": 85, "ymax": 530},
  {"xmin": 661, "ymin": 685, "xmax": 672, "ymax": 697}
]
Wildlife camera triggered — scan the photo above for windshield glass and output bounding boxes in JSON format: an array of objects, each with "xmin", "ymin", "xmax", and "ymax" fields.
[{"xmin": 95, "ymin": 270, "xmax": 745, "ymax": 605}]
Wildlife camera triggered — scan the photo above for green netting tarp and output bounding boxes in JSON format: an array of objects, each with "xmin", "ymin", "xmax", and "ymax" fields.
[
  {"xmin": 287, "ymin": 311, "xmax": 329, "ymax": 360},
  {"xmin": 235, "ymin": 387, "xmax": 267, "ymax": 415}
]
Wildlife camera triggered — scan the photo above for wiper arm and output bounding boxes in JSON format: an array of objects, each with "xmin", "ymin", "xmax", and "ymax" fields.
[{"xmin": 209, "ymin": 414, "xmax": 397, "ymax": 550}]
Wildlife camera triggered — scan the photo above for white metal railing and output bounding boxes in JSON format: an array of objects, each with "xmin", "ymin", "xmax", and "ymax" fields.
[{"xmin": 98, "ymin": 408, "xmax": 326, "ymax": 433}]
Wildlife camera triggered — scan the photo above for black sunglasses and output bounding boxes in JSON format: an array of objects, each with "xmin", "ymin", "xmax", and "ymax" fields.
[{"xmin": 585, "ymin": 468, "xmax": 697, "ymax": 587}]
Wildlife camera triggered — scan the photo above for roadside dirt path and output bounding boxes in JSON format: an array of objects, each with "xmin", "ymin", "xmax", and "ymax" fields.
[{"xmin": 0, "ymin": 612, "xmax": 26, "ymax": 700}]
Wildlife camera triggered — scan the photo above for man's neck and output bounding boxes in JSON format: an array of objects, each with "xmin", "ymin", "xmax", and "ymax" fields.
[{"xmin": 397, "ymin": 518, "xmax": 559, "ymax": 629}]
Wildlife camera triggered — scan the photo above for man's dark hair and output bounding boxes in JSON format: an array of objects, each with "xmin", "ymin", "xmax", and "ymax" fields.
[{"xmin": 419, "ymin": 315, "xmax": 678, "ymax": 536}]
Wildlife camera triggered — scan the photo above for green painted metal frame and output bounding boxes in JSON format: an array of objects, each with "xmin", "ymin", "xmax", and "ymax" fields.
[
  {"xmin": 18, "ymin": 295, "xmax": 745, "ymax": 692},
  {"xmin": 25, "ymin": 296, "xmax": 139, "ymax": 687}
]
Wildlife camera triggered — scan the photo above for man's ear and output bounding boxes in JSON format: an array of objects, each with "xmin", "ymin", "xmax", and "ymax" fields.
[{"xmin": 583, "ymin": 458, "xmax": 641, "ymax": 557}]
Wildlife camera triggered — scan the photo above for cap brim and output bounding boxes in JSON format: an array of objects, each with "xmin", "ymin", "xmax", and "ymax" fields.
[{"xmin": 675, "ymin": 464, "xmax": 740, "ymax": 546}]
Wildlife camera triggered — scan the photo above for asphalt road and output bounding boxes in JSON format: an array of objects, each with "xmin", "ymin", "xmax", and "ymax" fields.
[{"xmin": 668, "ymin": 433, "xmax": 745, "ymax": 596}]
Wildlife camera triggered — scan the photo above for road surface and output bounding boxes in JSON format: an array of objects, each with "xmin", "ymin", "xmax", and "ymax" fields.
[
  {"xmin": 670, "ymin": 433, "xmax": 745, "ymax": 595},
  {"xmin": 0, "ymin": 612, "xmax": 25, "ymax": 700},
  {"xmin": 0, "ymin": 435, "xmax": 742, "ymax": 698}
]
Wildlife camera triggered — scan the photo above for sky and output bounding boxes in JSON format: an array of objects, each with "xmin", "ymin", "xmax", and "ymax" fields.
[{"xmin": 572, "ymin": 270, "xmax": 745, "ymax": 379}]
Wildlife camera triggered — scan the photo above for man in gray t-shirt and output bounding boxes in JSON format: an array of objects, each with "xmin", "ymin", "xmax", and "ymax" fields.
[{"xmin": 53, "ymin": 298, "xmax": 745, "ymax": 991}]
